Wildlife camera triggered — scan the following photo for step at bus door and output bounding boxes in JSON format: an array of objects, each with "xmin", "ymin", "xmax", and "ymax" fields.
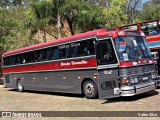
[{"xmin": 96, "ymin": 38, "xmax": 120, "ymax": 99}]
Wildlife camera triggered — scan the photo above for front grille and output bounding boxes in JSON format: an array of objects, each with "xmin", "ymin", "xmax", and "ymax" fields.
[
  {"xmin": 120, "ymin": 64, "xmax": 156, "ymax": 85},
  {"xmin": 120, "ymin": 64, "xmax": 155, "ymax": 76}
]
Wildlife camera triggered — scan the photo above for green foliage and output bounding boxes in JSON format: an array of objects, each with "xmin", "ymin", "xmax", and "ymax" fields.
[
  {"xmin": 141, "ymin": 3, "xmax": 160, "ymax": 20},
  {"xmin": 76, "ymin": 2, "xmax": 105, "ymax": 32},
  {"xmin": 0, "ymin": 9, "xmax": 19, "ymax": 52},
  {"xmin": 0, "ymin": 7, "xmax": 36, "ymax": 54},
  {"xmin": 103, "ymin": 0, "xmax": 127, "ymax": 27},
  {"xmin": 0, "ymin": 0, "xmax": 159, "ymax": 54}
]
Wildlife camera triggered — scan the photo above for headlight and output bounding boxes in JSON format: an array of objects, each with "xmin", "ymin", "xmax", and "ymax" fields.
[
  {"xmin": 131, "ymin": 77, "xmax": 138, "ymax": 84},
  {"xmin": 121, "ymin": 78, "xmax": 129, "ymax": 85},
  {"xmin": 134, "ymin": 78, "xmax": 138, "ymax": 83},
  {"xmin": 151, "ymin": 73, "xmax": 157, "ymax": 79}
]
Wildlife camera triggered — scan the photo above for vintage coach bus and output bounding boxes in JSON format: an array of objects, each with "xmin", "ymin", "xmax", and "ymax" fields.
[
  {"xmin": 1, "ymin": 28, "xmax": 158, "ymax": 99},
  {"xmin": 117, "ymin": 18, "xmax": 160, "ymax": 83}
]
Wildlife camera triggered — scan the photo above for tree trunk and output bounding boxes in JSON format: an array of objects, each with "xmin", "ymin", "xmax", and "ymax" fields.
[
  {"xmin": 57, "ymin": 11, "xmax": 61, "ymax": 39},
  {"xmin": 42, "ymin": 29, "xmax": 46, "ymax": 42},
  {"xmin": 66, "ymin": 17, "xmax": 75, "ymax": 35}
]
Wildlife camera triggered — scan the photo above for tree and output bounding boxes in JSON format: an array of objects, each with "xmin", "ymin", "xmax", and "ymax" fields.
[
  {"xmin": 141, "ymin": 0, "xmax": 160, "ymax": 20},
  {"xmin": 76, "ymin": 2, "xmax": 105, "ymax": 32},
  {"xmin": 102, "ymin": 0, "xmax": 127, "ymax": 27},
  {"xmin": 23, "ymin": 0, "xmax": 57, "ymax": 42},
  {"xmin": 125, "ymin": 0, "xmax": 143, "ymax": 23},
  {"xmin": 60, "ymin": 0, "xmax": 81, "ymax": 35}
]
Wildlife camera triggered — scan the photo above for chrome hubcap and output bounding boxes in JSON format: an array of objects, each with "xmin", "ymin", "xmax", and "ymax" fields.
[
  {"xmin": 85, "ymin": 83, "xmax": 94, "ymax": 95},
  {"xmin": 18, "ymin": 82, "xmax": 23, "ymax": 90}
]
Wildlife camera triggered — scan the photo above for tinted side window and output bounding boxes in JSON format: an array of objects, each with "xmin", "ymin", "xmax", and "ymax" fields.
[
  {"xmin": 71, "ymin": 39, "xmax": 95, "ymax": 57},
  {"xmin": 13, "ymin": 55, "xmax": 20, "ymax": 65},
  {"xmin": 3, "ymin": 56, "xmax": 11, "ymax": 66},
  {"xmin": 24, "ymin": 52, "xmax": 32, "ymax": 63},
  {"xmin": 41, "ymin": 48, "xmax": 50, "ymax": 61},
  {"xmin": 33, "ymin": 50, "xmax": 42, "ymax": 62},
  {"xmin": 50, "ymin": 39, "xmax": 95, "ymax": 60},
  {"xmin": 50, "ymin": 47, "xmax": 60, "ymax": 60}
]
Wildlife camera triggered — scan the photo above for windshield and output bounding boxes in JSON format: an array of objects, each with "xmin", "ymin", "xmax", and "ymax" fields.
[{"xmin": 114, "ymin": 36, "xmax": 152, "ymax": 61}]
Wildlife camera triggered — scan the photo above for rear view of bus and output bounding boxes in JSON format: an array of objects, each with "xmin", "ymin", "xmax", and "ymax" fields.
[{"xmin": 97, "ymin": 30, "xmax": 158, "ymax": 99}]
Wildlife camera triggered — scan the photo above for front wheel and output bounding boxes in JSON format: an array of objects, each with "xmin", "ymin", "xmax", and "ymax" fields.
[
  {"xmin": 83, "ymin": 81, "xmax": 98, "ymax": 99},
  {"xmin": 17, "ymin": 80, "xmax": 24, "ymax": 92}
]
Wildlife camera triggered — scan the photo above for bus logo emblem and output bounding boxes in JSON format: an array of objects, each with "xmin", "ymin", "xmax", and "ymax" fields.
[{"xmin": 104, "ymin": 70, "xmax": 112, "ymax": 74}]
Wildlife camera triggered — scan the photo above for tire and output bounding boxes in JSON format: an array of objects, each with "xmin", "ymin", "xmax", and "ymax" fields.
[
  {"xmin": 83, "ymin": 80, "xmax": 98, "ymax": 99},
  {"xmin": 17, "ymin": 80, "xmax": 24, "ymax": 92}
]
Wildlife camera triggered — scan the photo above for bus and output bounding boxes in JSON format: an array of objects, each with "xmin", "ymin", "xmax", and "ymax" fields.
[
  {"xmin": 1, "ymin": 28, "xmax": 158, "ymax": 99},
  {"xmin": 117, "ymin": 19, "xmax": 160, "ymax": 79}
]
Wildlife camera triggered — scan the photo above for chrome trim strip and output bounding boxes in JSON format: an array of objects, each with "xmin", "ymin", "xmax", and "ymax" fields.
[
  {"xmin": 120, "ymin": 81, "xmax": 156, "ymax": 96},
  {"xmin": 97, "ymin": 64, "xmax": 119, "ymax": 69},
  {"xmin": 120, "ymin": 71, "xmax": 155, "ymax": 77}
]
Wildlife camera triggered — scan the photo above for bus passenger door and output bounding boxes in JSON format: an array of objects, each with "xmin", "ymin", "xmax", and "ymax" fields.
[{"xmin": 96, "ymin": 38, "xmax": 120, "ymax": 99}]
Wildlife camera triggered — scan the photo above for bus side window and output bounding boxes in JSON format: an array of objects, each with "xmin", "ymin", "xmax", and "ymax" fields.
[
  {"xmin": 33, "ymin": 50, "xmax": 42, "ymax": 62},
  {"xmin": 20, "ymin": 54, "xmax": 25, "ymax": 64},
  {"xmin": 51, "ymin": 47, "xmax": 60, "ymax": 59},
  {"xmin": 10, "ymin": 56, "xmax": 14, "ymax": 65},
  {"xmin": 60, "ymin": 48, "xmax": 66, "ymax": 59},
  {"xmin": 65, "ymin": 47, "xmax": 70, "ymax": 58},
  {"xmin": 14, "ymin": 55, "xmax": 20, "ymax": 65},
  {"xmin": 3, "ymin": 56, "xmax": 11, "ymax": 66},
  {"xmin": 41, "ymin": 48, "xmax": 50, "ymax": 61},
  {"xmin": 88, "ymin": 39, "xmax": 95, "ymax": 55},
  {"xmin": 76, "ymin": 41, "xmax": 89, "ymax": 56},
  {"xmin": 71, "ymin": 46, "xmax": 78, "ymax": 57},
  {"xmin": 25, "ymin": 52, "xmax": 32, "ymax": 63}
]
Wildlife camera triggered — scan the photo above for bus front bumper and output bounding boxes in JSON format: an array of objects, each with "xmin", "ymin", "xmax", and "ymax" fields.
[
  {"xmin": 120, "ymin": 81, "xmax": 157, "ymax": 96},
  {"xmin": 157, "ymin": 76, "xmax": 160, "ymax": 86}
]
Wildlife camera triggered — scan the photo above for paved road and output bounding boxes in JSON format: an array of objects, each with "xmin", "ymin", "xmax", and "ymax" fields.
[{"xmin": 0, "ymin": 85, "xmax": 160, "ymax": 119}]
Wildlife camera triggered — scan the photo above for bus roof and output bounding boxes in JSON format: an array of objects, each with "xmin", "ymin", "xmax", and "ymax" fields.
[
  {"xmin": 2, "ymin": 28, "xmax": 144, "ymax": 57},
  {"xmin": 3, "ymin": 28, "xmax": 108, "ymax": 56}
]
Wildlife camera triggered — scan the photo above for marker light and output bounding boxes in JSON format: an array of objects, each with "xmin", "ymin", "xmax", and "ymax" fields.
[
  {"xmin": 151, "ymin": 73, "xmax": 157, "ymax": 79},
  {"xmin": 121, "ymin": 78, "xmax": 129, "ymax": 85},
  {"xmin": 131, "ymin": 77, "xmax": 138, "ymax": 84}
]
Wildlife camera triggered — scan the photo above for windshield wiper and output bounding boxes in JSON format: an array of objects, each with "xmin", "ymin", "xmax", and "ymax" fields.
[{"xmin": 138, "ymin": 44, "xmax": 152, "ymax": 60}]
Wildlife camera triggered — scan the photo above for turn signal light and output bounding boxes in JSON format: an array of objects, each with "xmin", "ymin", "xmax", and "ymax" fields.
[{"xmin": 121, "ymin": 78, "xmax": 129, "ymax": 85}]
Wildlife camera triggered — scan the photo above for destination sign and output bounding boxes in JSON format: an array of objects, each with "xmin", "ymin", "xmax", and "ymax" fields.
[{"xmin": 125, "ymin": 31, "xmax": 141, "ymax": 36}]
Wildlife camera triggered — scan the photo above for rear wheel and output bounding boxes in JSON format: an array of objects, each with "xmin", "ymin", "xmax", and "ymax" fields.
[
  {"xmin": 83, "ymin": 81, "xmax": 98, "ymax": 99},
  {"xmin": 17, "ymin": 80, "xmax": 24, "ymax": 92}
]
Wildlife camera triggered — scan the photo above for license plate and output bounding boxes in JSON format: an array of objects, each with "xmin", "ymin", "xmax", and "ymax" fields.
[{"xmin": 143, "ymin": 77, "xmax": 148, "ymax": 80}]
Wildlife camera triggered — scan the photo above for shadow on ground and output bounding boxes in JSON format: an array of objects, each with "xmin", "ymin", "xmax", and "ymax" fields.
[
  {"xmin": 102, "ymin": 90, "xmax": 159, "ymax": 104},
  {"xmin": 7, "ymin": 88, "xmax": 84, "ymax": 98},
  {"xmin": 6, "ymin": 87, "xmax": 159, "ymax": 102}
]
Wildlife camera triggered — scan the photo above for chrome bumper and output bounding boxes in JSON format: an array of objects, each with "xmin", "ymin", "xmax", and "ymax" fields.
[
  {"xmin": 157, "ymin": 76, "xmax": 160, "ymax": 86},
  {"xmin": 120, "ymin": 81, "xmax": 157, "ymax": 96}
]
